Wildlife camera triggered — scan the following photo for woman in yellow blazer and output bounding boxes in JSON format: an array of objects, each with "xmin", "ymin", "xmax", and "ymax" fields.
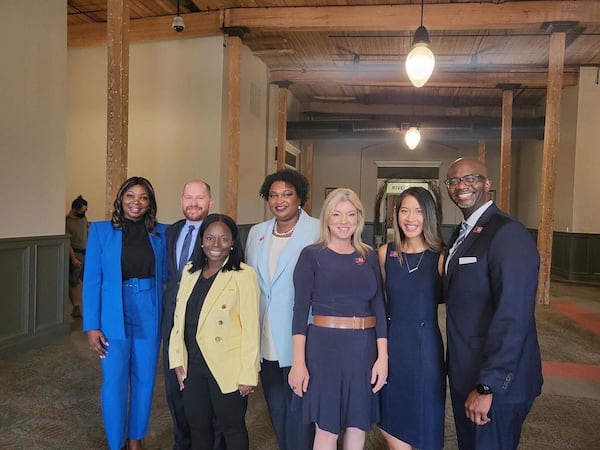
[{"xmin": 169, "ymin": 213, "xmax": 260, "ymax": 450}]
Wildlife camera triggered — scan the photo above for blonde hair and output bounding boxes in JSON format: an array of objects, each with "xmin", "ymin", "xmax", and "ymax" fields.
[{"xmin": 318, "ymin": 188, "xmax": 371, "ymax": 259}]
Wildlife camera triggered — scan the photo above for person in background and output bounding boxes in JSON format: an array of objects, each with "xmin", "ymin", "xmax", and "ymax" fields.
[
  {"xmin": 169, "ymin": 214, "xmax": 260, "ymax": 450},
  {"xmin": 84, "ymin": 176, "xmax": 167, "ymax": 450},
  {"xmin": 443, "ymin": 157, "xmax": 542, "ymax": 450},
  {"xmin": 289, "ymin": 188, "xmax": 387, "ymax": 450},
  {"xmin": 378, "ymin": 187, "xmax": 446, "ymax": 450},
  {"xmin": 66, "ymin": 195, "xmax": 89, "ymax": 318},
  {"xmin": 245, "ymin": 169, "xmax": 319, "ymax": 450},
  {"xmin": 162, "ymin": 180, "xmax": 214, "ymax": 450}
]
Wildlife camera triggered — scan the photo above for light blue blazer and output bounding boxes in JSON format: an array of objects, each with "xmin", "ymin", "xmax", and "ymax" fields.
[
  {"xmin": 83, "ymin": 220, "xmax": 168, "ymax": 340},
  {"xmin": 245, "ymin": 210, "xmax": 319, "ymax": 367}
]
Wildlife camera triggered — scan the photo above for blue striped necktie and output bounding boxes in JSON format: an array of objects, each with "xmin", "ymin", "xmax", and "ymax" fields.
[
  {"xmin": 178, "ymin": 225, "xmax": 195, "ymax": 276},
  {"xmin": 454, "ymin": 221, "xmax": 469, "ymax": 248}
]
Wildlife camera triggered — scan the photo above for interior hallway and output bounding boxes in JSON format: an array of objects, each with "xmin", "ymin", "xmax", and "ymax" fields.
[{"xmin": 0, "ymin": 280, "xmax": 599, "ymax": 450}]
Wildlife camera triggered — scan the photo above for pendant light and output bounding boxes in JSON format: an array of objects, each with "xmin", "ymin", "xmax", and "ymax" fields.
[
  {"xmin": 405, "ymin": 127, "xmax": 421, "ymax": 150},
  {"xmin": 405, "ymin": 0, "xmax": 435, "ymax": 88}
]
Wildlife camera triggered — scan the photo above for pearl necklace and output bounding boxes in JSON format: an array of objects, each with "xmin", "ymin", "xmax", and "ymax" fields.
[
  {"xmin": 404, "ymin": 251, "xmax": 425, "ymax": 273},
  {"xmin": 273, "ymin": 221, "xmax": 297, "ymax": 237}
]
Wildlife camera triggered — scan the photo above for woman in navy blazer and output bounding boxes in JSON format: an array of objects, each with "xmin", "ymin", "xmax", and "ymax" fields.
[
  {"xmin": 245, "ymin": 169, "xmax": 319, "ymax": 450},
  {"xmin": 83, "ymin": 176, "xmax": 167, "ymax": 450}
]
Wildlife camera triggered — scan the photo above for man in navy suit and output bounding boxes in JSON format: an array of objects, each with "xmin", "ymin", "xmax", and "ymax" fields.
[
  {"xmin": 443, "ymin": 158, "xmax": 543, "ymax": 450},
  {"xmin": 162, "ymin": 180, "xmax": 213, "ymax": 450}
]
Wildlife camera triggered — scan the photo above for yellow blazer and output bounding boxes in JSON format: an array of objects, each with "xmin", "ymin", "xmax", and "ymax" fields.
[{"xmin": 169, "ymin": 262, "xmax": 260, "ymax": 394}]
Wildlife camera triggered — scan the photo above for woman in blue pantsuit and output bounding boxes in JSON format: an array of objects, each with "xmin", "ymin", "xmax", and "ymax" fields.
[{"xmin": 83, "ymin": 176, "xmax": 167, "ymax": 450}]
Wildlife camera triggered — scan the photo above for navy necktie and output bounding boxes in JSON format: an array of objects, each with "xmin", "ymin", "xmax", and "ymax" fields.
[{"xmin": 178, "ymin": 225, "xmax": 195, "ymax": 276}]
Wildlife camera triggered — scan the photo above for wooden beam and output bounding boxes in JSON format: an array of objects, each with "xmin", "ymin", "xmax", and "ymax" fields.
[
  {"xmin": 68, "ymin": 10, "xmax": 223, "ymax": 46},
  {"xmin": 270, "ymin": 68, "xmax": 579, "ymax": 89},
  {"xmin": 225, "ymin": 2, "xmax": 600, "ymax": 32},
  {"xmin": 304, "ymin": 143, "xmax": 314, "ymax": 215},
  {"xmin": 105, "ymin": 0, "xmax": 130, "ymax": 219},
  {"xmin": 225, "ymin": 35, "xmax": 242, "ymax": 221},
  {"xmin": 301, "ymin": 102, "xmax": 541, "ymax": 120},
  {"xmin": 499, "ymin": 89, "xmax": 513, "ymax": 212},
  {"xmin": 68, "ymin": 2, "xmax": 600, "ymax": 47},
  {"xmin": 536, "ymin": 32, "xmax": 566, "ymax": 305},
  {"xmin": 277, "ymin": 86, "xmax": 289, "ymax": 170}
]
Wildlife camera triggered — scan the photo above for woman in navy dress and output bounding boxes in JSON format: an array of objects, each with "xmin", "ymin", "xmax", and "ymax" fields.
[
  {"xmin": 289, "ymin": 188, "xmax": 388, "ymax": 450},
  {"xmin": 378, "ymin": 186, "xmax": 446, "ymax": 450}
]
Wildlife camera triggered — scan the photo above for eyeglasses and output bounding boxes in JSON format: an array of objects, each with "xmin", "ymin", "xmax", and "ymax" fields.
[{"xmin": 444, "ymin": 173, "xmax": 485, "ymax": 188}]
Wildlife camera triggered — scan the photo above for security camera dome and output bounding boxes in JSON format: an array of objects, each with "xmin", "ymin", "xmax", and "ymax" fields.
[{"xmin": 172, "ymin": 15, "xmax": 185, "ymax": 32}]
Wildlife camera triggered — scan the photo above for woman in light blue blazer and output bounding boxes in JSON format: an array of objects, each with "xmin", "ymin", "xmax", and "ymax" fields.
[
  {"xmin": 245, "ymin": 169, "xmax": 319, "ymax": 450},
  {"xmin": 83, "ymin": 176, "xmax": 167, "ymax": 450}
]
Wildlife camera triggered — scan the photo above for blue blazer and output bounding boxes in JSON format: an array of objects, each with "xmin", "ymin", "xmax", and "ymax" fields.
[
  {"xmin": 83, "ymin": 220, "xmax": 168, "ymax": 340},
  {"xmin": 443, "ymin": 204, "xmax": 542, "ymax": 402},
  {"xmin": 245, "ymin": 210, "xmax": 320, "ymax": 367}
]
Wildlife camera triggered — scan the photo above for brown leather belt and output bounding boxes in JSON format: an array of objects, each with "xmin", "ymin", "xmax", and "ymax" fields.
[{"xmin": 312, "ymin": 315, "xmax": 376, "ymax": 330}]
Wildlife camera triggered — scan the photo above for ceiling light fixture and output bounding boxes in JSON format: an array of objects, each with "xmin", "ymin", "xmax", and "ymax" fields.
[
  {"xmin": 405, "ymin": 126, "xmax": 421, "ymax": 150},
  {"xmin": 405, "ymin": 0, "xmax": 435, "ymax": 87}
]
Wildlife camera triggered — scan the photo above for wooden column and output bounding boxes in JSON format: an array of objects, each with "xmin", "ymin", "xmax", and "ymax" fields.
[
  {"xmin": 536, "ymin": 30, "xmax": 566, "ymax": 305},
  {"xmin": 304, "ymin": 142, "xmax": 314, "ymax": 215},
  {"xmin": 222, "ymin": 29, "xmax": 245, "ymax": 221},
  {"xmin": 498, "ymin": 85, "xmax": 516, "ymax": 212},
  {"xmin": 105, "ymin": 0, "xmax": 130, "ymax": 218},
  {"xmin": 478, "ymin": 140, "xmax": 486, "ymax": 163},
  {"xmin": 276, "ymin": 82, "xmax": 291, "ymax": 170}
]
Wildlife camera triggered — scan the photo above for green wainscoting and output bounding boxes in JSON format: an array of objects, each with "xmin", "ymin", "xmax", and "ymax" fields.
[{"xmin": 0, "ymin": 235, "xmax": 70, "ymax": 356}]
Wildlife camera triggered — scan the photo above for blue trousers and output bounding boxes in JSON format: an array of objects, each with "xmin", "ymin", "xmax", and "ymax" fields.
[
  {"xmin": 101, "ymin": 278, "xmax": 161, "ymax": 450},
  {"xmin": 260, "ymin": 359, "xmax": 314, "ymax": 450},
  {"xmin": 451, "ymin": 389, "xmax": 534, "ymax": 450}
]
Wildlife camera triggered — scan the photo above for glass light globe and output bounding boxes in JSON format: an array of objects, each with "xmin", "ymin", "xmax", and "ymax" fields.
[
  {"xmin": 405, "ymin": 127, "xmax": 421, "ymax": 150},
  {"xmin": 406, "ymin": 43, "xmax": 435, "ymax": 88}
]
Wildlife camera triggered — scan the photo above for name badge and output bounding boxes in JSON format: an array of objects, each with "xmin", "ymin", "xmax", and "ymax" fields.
[{"xmin": 459, "ymin": 256, "xmax": 477, "ymax": 265}]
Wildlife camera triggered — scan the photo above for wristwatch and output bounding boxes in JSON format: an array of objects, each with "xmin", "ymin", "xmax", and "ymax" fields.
[{"xmin": 476, "ymin": 384, "xmax": 493, "ymax": 395}]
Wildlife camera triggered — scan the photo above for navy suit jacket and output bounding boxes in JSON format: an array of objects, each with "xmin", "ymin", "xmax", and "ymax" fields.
[
  {"xmin": 161, "ymin": 219, "xmax": 186, "ymax": 340},
  {"xmin": 83, "ymin": 220, "xmax": 168, "ymax": 340},
  {"xmin": 443, "ymin": 203, "xmax": 543, "ymax": 402}
]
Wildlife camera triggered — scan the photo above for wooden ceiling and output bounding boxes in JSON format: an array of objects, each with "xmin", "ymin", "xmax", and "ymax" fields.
[{"xmin": 68, "ymin": 1, "xmax": 600, "ymax": 139}]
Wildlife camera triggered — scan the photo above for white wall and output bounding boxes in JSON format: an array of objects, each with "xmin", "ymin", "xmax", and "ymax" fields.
[
  {"xmin": 0, "ymin": 0, "xmax": 66, "ymax": 238},
  {"xmin": 237, "ymin": 45, "xmax": 269, "ymax": 224},
  {"xmin": 67, "ymin": 37, "xmax": 244, "ymax": 224},
  {"xmin": 311, "ymin": 138, "xmax": 500, "ymax": 225},
  {"xmin": 517, "ymin": 68, "xmax": 600, "ymax": 233},
  {"xmin": 573, "ymin": 67, "xmax": 600, "ymax": 233}
]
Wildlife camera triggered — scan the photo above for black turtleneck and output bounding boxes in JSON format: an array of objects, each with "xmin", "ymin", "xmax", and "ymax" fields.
[{"xmin": 121, "ymin": 218, "xmax": 155, "ymax": 280}]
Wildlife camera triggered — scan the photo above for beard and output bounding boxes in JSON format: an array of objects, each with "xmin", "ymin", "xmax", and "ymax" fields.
[{"xmin": 76, "ymin": 212, "xmax": 86, "ymax": 218}]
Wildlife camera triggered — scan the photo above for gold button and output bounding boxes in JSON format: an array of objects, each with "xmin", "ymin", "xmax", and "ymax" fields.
[
  {"xmin": 218, "ymin": 320, "xmax": 223, "ymax": 325},
  {"xmin": 215, "ymin": 336, "xmax": 221, "ymax": 342},
  {"xmin": 221, "ymin": 304, "xmax": 226, "ymax": 309}
]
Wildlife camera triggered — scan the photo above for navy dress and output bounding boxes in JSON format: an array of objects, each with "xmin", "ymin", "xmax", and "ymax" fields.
[
  {"xmin": 292, "ymin": 245, "xmax": 387, "ymax": 434},
  {"xmin": 379, "ymin": 244, "xmax": 445, "ymax": 450}
]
